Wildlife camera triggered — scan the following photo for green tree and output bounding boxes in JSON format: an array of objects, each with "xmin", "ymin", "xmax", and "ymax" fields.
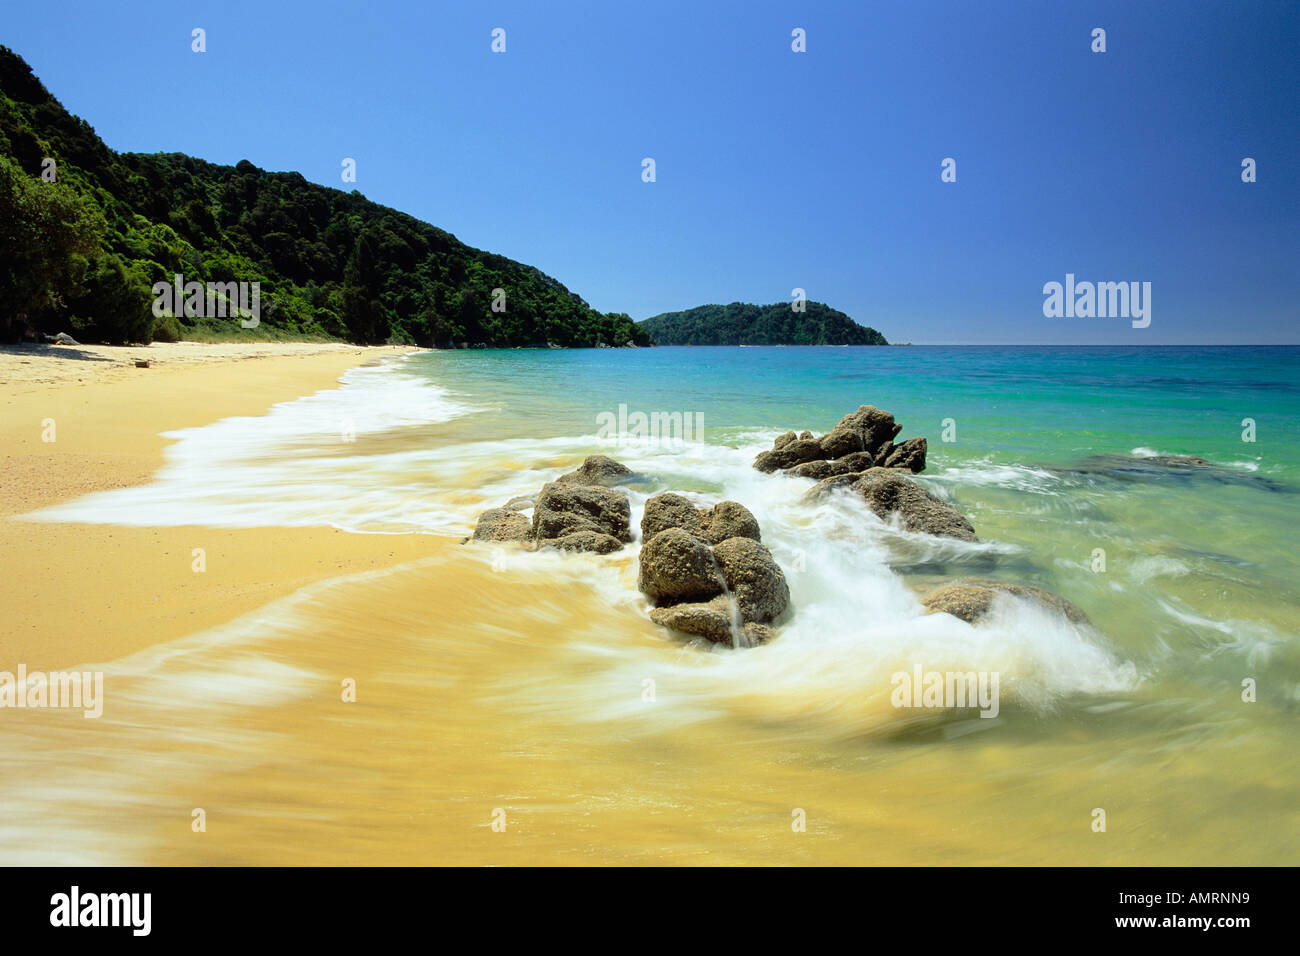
[
  {"xmin": 66, "ymin": 254, "xmax": 154, "ymax": 344},
  {"xmin": 0, "ymin": 155, "xmax": 104, "ymax": 339}
]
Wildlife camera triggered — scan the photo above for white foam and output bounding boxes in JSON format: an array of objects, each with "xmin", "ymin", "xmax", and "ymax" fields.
[
  {"xmin": 924, "ymin": 458, "xmax": 1066, "ymax": 495},
  {"xmin": 18, "ymin": 364, "xmax": 1143, "ymax": 730},
  {"xmin": 24, "ymin": 358, "xmax": 477, "ymax": 533},
  {"xmin": 1128, "ymin": 554, "xmax": 1192, "ymax": 583},
  {"xmin": 1155, "ymin": 598, "xmax": 1284, "ymax": 665}
]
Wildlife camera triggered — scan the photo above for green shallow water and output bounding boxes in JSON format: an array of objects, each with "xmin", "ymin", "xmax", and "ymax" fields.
[{"xmin": 412, "ymin": 344, "xmax": 1300, "ymax": 701}]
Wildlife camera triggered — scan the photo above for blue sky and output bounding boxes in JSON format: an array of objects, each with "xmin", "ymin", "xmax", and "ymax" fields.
[{"xmin": 5, "ymin": 0, "xmax": 1297, "ymax": 343}]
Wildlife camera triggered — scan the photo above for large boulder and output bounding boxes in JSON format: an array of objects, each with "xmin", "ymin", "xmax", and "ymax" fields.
[
  {"xmin": 712, "ymin": 537, "xmax": 790, "ymax": 623},
  {"xmin": 637, "ymin": 528, "xmax": 726, "ymax": 604},
  {"xmin": 641, "ymin": 492, "xmax": 705, "ymax": 541},
  {"xmin": 700, "ymin": 500, "xmax": 762, "ymax": 544},
  {"xmin": 648, "ymin": 596, "xmax": 773, "ymax": 647},
  {"xmin": 804, "ymin": 467, "xmax": 977, "ymax": 541},
  {"xmin": 532, "ymin": 481, "xmax": 632, "ymax": 544},
  {"xmin": 472, "ymin": 508, "xmax": 533, "ymax": 543},
  {"xmin": 556, "ymin": 455, "xmax": 635, "ymax": 488},
  {"xmin": 921, "ymin": 579, "xmax": 1090, "ymax": 625}
]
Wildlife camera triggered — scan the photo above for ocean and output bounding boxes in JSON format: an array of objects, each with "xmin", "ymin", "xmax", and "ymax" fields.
[{"xmin": 7, "ymin": 345, "xmax": 1298, "ymax": 864}]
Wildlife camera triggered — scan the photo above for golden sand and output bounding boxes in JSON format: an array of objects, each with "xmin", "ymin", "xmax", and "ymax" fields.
[{"xmin": 0, "ymin": 343, "xmax": 443, "ymax": 669}]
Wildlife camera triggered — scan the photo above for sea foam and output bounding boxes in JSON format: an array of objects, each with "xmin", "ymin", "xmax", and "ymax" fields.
[{"xmin": 21, "ymin": 363, "xmax": 1142, "ymax": 726}]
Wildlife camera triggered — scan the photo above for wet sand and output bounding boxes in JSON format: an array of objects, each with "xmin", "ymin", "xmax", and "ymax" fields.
[{"xmin": 0, "ymin": 343, "xmax": 443, "ymax": 669}]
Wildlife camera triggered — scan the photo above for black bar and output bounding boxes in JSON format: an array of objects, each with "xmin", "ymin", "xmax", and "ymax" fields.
[{"xmin": 0, "ymin": 866, "xmax": 1286, "ymax": 941}]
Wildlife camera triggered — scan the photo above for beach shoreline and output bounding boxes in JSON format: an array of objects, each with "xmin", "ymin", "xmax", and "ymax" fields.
[
  {"xmin": 0, "ymin": 341, "xmax": 1294, "ymax": 866},
  {"xmin": 0, "ymin": 341, "xmax": 446, "ymax": 670}
]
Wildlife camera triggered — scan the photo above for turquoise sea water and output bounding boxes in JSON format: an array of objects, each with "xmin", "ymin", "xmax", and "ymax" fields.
[
  {"xmin": 420, "ymin": 345, "xmax": 1300, "ymax": 468},
  {"xmin": 413, "ymin": 344, "xmax": 1300, "ymax": 691}
]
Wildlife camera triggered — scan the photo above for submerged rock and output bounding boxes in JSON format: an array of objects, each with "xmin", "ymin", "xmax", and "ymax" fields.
[
  {"xmin": 921, "ymin": 578, "xmax": 1090, "ymax": 625},
  {"xmin": 1056, "ymin": 454, "xmax": 1291, "ymax": 493},
  {"xmin": 805, "ymin": 467, "xmax": 977, "ymax": 541}
]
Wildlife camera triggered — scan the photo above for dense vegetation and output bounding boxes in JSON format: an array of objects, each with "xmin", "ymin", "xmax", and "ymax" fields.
[
  {"xmin": 639, "ymin": 301, "xmax": 888, "ymax": 346},
  {"xmin": 0, "ymin": 46, "xmax": 649, "ymax": 347}
]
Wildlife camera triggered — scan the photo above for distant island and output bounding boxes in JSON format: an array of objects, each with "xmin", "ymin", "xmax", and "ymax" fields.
[
  {"xmin": 639, "ymin": 301, "xmax": 888, "ymax": 346},
  {"xmin": 0, "ymin": 46, "xmax": 648, "ymax": 349}
]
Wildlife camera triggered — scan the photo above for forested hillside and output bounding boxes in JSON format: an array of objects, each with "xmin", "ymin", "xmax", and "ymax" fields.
[{"xmin": 0, "ymin": 46, "xmax": 649, "ymax": 347}]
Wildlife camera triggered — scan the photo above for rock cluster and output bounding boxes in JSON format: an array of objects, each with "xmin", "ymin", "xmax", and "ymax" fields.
[
  {"xmin": 469, "ymin": 405, "xmax": 1103, "ymax": 648},
  {"xmin": 753, "ymin": 405, "xmax": 927, "ymax": 476},
  {"xmin": 759, "ymin": 404, "xmax": 975, "ymax": 542},
  {"xmin": 470, "ymin": 455, "xmax": 636, "ymax": 553},
  {"xmin": 637, "ymin": 493, "xmax": 789, "ymax": 647},
  {"xmin": 757, "ymin": 405, "xmax": 1100, "ymax": 631}
]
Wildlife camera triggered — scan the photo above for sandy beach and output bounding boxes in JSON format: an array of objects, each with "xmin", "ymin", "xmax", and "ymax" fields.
[
  {"xmin": 0, "ymin": 341, "xmax": 442, "ymax": 670},
  {"xmin": 0, "ymin": 341, "xmax": 1295, "ymax": 867}
]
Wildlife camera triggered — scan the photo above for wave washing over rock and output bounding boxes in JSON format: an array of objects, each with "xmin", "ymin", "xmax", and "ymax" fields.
[
  {"xmin": 459, "ymin": 399, "xmax": 1132, "ymax": 728},
  {"xmin": 24, "ymin": 364, "xmax": 1142, "ymax": 722}
]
